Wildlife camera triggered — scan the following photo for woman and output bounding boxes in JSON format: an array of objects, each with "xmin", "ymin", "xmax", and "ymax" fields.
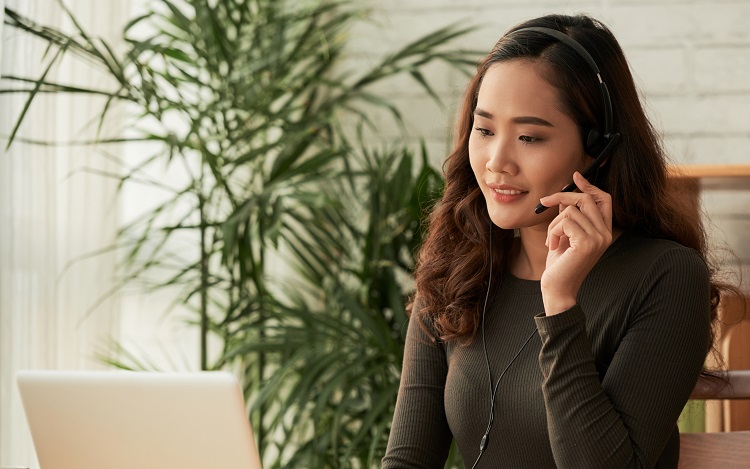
[{"xmin": 382, "ymin": 14, "xmax": 732, "ymax": 468}]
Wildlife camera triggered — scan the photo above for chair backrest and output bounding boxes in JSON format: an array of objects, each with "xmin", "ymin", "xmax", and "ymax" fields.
[{"xmin": 679, "ymin": 370, "xmax": 750, "ymax": 469}]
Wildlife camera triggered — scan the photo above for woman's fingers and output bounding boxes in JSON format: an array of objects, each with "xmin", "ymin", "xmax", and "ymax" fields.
[
  {"xmin": 573, "ymin": 171, "xmax": 613, "ymax": 224},
  {"xmin": 541, "ymin": 171, "xmax": 613, "ymax": 251},
  {"xmin": 546, "ymin": 207, "xmax": 612, "ymax": 252},
  {"xmin": 548, "ymin": 192, "xmax": 608, "ymax": 232},
  {"xmin": 540, "ymin": 172, "xmax": 613, "ymax": 229},
  {"xmin": 540, "ymin": 172, "xmax": 611, "ymax": 207}
]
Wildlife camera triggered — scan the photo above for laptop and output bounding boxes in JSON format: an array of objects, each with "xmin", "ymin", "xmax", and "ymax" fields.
[{"xmin": 16, "ymin": 371, "xmax": 263, "ymax": 469}]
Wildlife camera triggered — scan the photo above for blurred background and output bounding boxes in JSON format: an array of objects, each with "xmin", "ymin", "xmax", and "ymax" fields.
[{"xmin": 1, "ymin": 0, "xmax": 749, "ymax": 467}]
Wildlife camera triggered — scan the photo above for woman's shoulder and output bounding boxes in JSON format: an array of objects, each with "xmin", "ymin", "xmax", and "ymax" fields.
[
  {"xmin": 608, "ymin": 229, "xmax": 702, "ymax": 260},
  {"xmin": 587, "ymin": 231, "xmax": 711, "ymax": 325},
  {"xmin": 604, "ymin": 229, "xmax": 709, "ymax": 281}
]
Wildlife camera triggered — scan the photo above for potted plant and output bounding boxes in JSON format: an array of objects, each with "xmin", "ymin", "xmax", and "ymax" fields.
[{"xmin": 3, "ymin": 0, "xmax": 472, "ymax": 466}]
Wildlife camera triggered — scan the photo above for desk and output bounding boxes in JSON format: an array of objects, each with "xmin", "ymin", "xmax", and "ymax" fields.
[{"xmin": 668, "ymin": 164, "xmax": 750, "ymax": 432}]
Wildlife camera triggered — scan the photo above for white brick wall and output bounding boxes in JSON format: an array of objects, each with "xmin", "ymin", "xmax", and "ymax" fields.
[{"xmin": 353, "ymin": 0, "xmax": 750, "ymax": 285}]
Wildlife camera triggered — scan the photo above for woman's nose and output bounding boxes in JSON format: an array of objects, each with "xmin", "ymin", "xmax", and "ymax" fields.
[{"xmin": 486, "ymin": 138, "xmax": 518, "ymax": 175}]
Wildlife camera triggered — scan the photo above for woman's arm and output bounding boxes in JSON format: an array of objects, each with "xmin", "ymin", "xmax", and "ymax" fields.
[
  {"xmin": 535, "ymin": 247, "xmax": 711, "ymax": 468},
  {"xmin": 382, "ymin": 313, "xmax": 453, "ymax": 469}
]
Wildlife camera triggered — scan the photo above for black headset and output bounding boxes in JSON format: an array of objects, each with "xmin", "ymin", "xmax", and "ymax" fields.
[
  {"xmin": 514, "ymin": 27, "xmax": 623, "ymax": 214},
  {"xmin": 471, "ymin": 26, "xmax": 619, "ymax": 468}
]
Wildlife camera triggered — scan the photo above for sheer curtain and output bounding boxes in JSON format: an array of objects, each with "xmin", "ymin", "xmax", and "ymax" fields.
[{"xmin": 0, "ymin": 1, "xmax": 133, "ymax": 466}]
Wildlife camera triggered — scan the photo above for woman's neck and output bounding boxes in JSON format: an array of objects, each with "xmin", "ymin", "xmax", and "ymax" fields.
[{"xmin": 509, "ymin": 226, "xmax": 549, "ymax": 281}]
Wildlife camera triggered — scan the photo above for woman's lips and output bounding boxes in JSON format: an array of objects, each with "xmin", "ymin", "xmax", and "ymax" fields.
[{"xmin": 487, "ymin": 184, "xmax": 528, "ymax": 203}]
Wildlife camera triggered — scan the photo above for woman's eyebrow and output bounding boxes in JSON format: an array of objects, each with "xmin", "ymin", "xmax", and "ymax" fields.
[
  {"xmin": 473, "ymin": 107, "xmax": 494, "ymax": 119},
  {"xmin": 512, "ymin": 116, "xmax": 554, "ymax": 127},
  {"xmin": 473, "ymin": 108, "xmax": 554, "ymax": 127}
]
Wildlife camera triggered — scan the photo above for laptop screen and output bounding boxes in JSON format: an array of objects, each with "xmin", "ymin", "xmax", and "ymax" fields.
[{"xmin": 16, "ymin": 371, "xmax": 263, "ymax": 469}]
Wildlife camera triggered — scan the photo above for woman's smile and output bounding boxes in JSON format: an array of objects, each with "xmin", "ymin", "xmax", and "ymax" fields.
[{"xmin": 487, "ymin": 183, "xmax": 529, "ymax": 203}]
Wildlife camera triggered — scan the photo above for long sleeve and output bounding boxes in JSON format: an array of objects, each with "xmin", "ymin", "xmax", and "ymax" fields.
[
  {"xmin": 534, "ymin": 247, "xmax": 711, "ymax": 468},
  {"xmin": 382, "ymin": 313, "xmax": 453, "ymax": 468}
]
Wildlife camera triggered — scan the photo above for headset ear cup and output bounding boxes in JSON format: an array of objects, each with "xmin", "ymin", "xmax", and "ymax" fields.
[{"xmin": 586, "ymin": 128, "xmax": 604, "ymax": 156}]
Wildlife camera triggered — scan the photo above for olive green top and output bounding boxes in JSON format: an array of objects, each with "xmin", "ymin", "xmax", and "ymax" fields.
[{"xmin": 383, "ymin": 231, "xmax": 711, "ymax": 468}]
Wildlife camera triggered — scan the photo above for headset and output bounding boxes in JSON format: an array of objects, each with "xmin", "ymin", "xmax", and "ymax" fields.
[
  {"xmin": 517, "ymin": 27, "xmax": 622, "ymax": 215},
  {"xmin": 471, "ymin": 26, "xmax": 619, "ymax": 468}
]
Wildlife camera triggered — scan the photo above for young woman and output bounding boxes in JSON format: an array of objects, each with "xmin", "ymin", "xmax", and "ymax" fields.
[{"xmin": 382, "ymin": 14, "xmax": 733, "ymax": 468}]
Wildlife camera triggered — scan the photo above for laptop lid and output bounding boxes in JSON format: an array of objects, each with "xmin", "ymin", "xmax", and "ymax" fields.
[{"xmin": 16, "ymin": 371, "xmax": 263, "ymax": 469}]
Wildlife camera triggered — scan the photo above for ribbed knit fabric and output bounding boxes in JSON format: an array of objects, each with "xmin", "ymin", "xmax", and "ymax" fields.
[{"xmin": 382, "ymin": 231, "xmax": 712, "ymax": 468}]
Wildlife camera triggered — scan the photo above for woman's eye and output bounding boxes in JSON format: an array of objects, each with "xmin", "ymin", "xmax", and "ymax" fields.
[
  {"xmin": 519, "ymin": 135, "xmax": 538, "ymax": 144},
  {"xmin": 474, "ymin": 127, "xmax": 492, "ymax": 137}
]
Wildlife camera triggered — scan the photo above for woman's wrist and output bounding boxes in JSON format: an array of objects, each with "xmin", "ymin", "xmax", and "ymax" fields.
[{"xmin": 542, "ymin": 294, "xmax": 577, "ymax": 316}]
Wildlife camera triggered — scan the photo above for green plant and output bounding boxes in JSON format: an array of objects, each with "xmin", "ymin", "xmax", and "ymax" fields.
[
  {"xmin": 3, "ymin": 0, "xmax": 473, "ymax": 466},
  {"xmin": 223, "ymin": 138, "xmax": 448, "ymax": 466}
]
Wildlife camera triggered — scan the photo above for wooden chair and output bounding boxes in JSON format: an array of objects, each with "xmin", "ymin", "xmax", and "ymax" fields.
[{"xmin": 679, "ymin": 370, "xmax": 750, "ymax": 468}]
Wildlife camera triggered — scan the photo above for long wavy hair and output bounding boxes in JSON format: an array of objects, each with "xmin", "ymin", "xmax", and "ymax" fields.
[{"xmin": 411, "ymin": 14, "xmax": 737, "ymax": 352}]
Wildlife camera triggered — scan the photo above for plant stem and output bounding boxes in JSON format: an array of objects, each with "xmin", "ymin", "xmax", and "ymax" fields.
[
  {"xmin": 199, "ymin": 185, "xmax": 208, "ymax": 371},
  {"xmin": 257, "ymin": 209, "xmax": 266, "ymax": 455}
]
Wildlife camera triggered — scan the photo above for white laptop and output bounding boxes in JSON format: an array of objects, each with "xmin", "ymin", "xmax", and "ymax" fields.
[{"xmin": 16, "ymin": 371, "xmax": 263, "ymax": 469}]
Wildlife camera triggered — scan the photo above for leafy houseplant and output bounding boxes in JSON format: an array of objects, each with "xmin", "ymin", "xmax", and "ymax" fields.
[
  {"xmin": 226, "ymin": 140, "xmax": 447, "ymax": 466},
  {"xmin": 3, "ymin": 0, "xmax": 472, "ymax": 466}
]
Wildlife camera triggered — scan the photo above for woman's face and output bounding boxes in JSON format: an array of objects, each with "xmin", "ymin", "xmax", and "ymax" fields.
[{"xmin": 469, "ymin": 59, "xmax": 590, "ymax": 232}]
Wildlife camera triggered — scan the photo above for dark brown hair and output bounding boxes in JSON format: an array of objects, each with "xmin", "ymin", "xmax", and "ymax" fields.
[{"xmin": 411, "ymin": 14, "xmax": 739, "ymax": 356}]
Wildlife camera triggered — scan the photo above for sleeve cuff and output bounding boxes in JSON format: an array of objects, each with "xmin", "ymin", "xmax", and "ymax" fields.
[{"xmin": 534, "ymin": 304, "xmax": 585, "ymax": 338}]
